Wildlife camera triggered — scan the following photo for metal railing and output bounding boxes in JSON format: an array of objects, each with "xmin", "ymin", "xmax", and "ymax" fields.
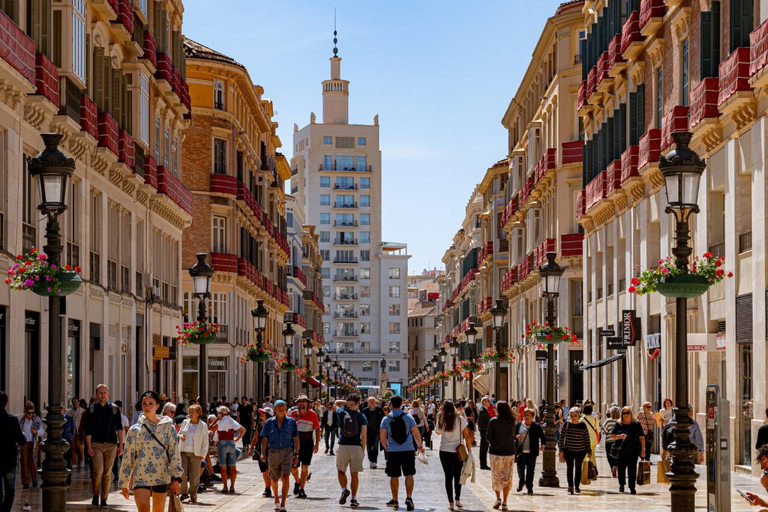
[
  {"xmin": 333, "ymin": 312, "xmax": 358, "ymax": 318},
  {"xmin": 318, "ymin": 164, "xmax": 373, "ymax": 172},
  {"xmin": 334, "ymin": 221, "xmax": 358, "ymax": 227},
  {"xmin": 709, "ymin": 241, "xmax": 725, "ymax": 258},
  {"xmin": 333, "ymin": 258, "xmax": 358, "ymax": 264},
  {"xmin": 570, "ymin": 316, "xmax": 583, "ymax": 338},
  {"xmin": 334, "ymin": 294, "xmax": 358, "ymax": 300},
  {"xmin": 334, "ymin": 239, "xmax": 358, "ymax": 245},
  {"xmin": 334, "ymin": 184, "xmax": 358, "ymax": 190},
  {"xmin": 334, "ymin": 202, "xmax": 358, "ymax": 209},
  {"xmin": 333, "ymin": 275, "xmax": 357, "ymax": 282}
]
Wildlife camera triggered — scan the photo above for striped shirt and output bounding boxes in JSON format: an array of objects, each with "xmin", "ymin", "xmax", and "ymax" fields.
[{"xmin": 558, "ymin": 421, "xmax": 591, "ymax": 452}]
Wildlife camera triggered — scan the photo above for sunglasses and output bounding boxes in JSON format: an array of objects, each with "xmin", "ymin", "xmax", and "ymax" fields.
[{"xmin": 622, "ymin": 412, "xmax": 631, "ymax": 416}]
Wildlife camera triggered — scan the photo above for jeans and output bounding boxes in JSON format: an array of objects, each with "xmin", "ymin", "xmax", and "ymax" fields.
[
  {"xmin": 439, "ymin": 450, "xmax": 462, "ymax": 503},
  {"xmin": 479, "ymin": 435, "xmax": 489, "ymax": 468},
  {"xmin": 617, "ymin": 450, "xmax": 640, "ymax": 490},
  {"xmin": 0, "ymin": 466, "xmax": 16, "ymax": 512},
  {"xmin": 563, "ymin": 450, "xmax": 587, "ymax": 489},
  {"xmin": 366, "ymin": 433, "xmax": 380, "ymax": 463},
  {"xmin": 324, "ymin": 427, "xmax": 337, "ymax": 452},
  {"xmin": 516, "ymin": 453, "xmax": 537, "ymax": 491}
]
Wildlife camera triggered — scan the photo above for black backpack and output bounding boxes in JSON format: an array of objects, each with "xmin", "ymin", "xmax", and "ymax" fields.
[
  {"xmin": 389, "ymin": 413, "xmax": 408, "ymax": 444},
  {"xmin": 340, "ymin": 409, "xmax": 360, "ymax": 438}
]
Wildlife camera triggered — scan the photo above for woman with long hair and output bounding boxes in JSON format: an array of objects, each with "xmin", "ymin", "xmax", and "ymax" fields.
[
  {"xmin": 119, "ymin": 391, "xmax": 183, "ymax": 512},
  {"xmin": 486, "ymin": 401, "xmax": 517, "ymax": 510},
  {"xmin": 178, "ymin": 404, "xmax": 209, "ymax": 504},
  {"xmin": 558, "ymin": 407, "xmax": 591, "ymax": 494},
  {"xmin": 435, "ymin": 401, "xmax": 472, "ymax": 510}
]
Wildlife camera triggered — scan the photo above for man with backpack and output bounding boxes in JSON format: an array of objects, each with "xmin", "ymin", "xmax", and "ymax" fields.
[
  {"xmin": 380, "ymin": 395, "xmax": 423, "ymax": 511},
  {"xmin": 336, "ymin": 394, "xmax": 368, "ymax": 508}
]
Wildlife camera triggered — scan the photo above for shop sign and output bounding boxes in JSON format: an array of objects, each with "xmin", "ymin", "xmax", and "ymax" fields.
[
  {"xmin": 599, "ymin": 329, "xmax": 615, "ymax": 337},
  {"xmin": 622, "ymin": 310, "xmax": 641, "ymax": 346},
  {"xmin": 535, "ymin": 350, "xmax": 547, "ymax": 361},
  {"xmin": 646, "ymin": 333, "xmax": 661, "ymax": 350},
  {"xmin": 607, "ymin": 337, "xmax": 624, "ymax": 350}
]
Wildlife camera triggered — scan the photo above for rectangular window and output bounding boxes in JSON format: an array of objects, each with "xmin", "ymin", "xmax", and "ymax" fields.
[
  {"xmin": 389, "ymin": 304, "xmax": 400, "ymax": 316},
  {"xmin": 320, "ymin": 249, "xmax": 330, "ymax": 261},
  {"xmin": 389, "ymin": 323, "xmax": 400, "ymax": 335},
  {"xmin": 323, "ymin": 136, "xmax": 332, "ymax": 145},
  {"xmin": 323, "ymin": 154, "xmax": 333, "ymax": 170},
  {"xmin": 319, "ymin": 231, "xmax": 330, "ymax": 243},
  {"xmin": 656, "ymin": 67, "xmax": 663, "ymax": 129},
  {"xmin": 319, "ymin": 213, "xmax": 330, "ymax": 224},
  {"xmin": 336, "ymin": 155, "xmax": 354, "ymax": 170},
  {"xmin": 320, "ymin": 194, "xmax": 330, "ymax": 206},
  {"xmin": 321, "ymin": 267, "xmax": 330, "ymax": 279},
  {"xmin": 154, "ymin": 117, "xmax": 161, "ymax": 163},
  {"xmin": 389, "ymin": 268, "xmax": 400, "ymax": 279},
  {"xmin": 90, "ymin": 193, "xmax": 101, "ymax": 283},
  {"xmin": 139, "ymin": 73, "xmax": 149, "ymax": 145},
  {"xmin": 320, "ymin": 176, "xmax": 330, "ymax": 187},
  {"xmin": 360, "ymin": 232, "xmax": 370, "ymax": 244},
  {"xmin": 323, "ymin": 322, "xmax": 331, "ymax": 334},
  {"xmin": 164, "ymin": 127, "xmax": 170, "ymax": 168},
  {"xmin": 22, "ymin": 157, "xmax": 36, "ymax": 254},
  {"xmin": 335, "ymin": 176, "xmax": 355, "ymax": 189},
  {"xmin": 357, "ymin": 137, "xmax": 366, "ymax": 146},
  {"xmin": 360, "ymin": 286, "xmax": 370, "ymax": 298},
  {"xmin": 360, "ymin": 214, "xmax": 370, "ymax": 225},
  {"xmin": 360, "ymin": 268, "xmax": 370, "ymax": 279},
  {"xmin": 214, "ymin": 139, "xmax": 227, "ymax": 174},
  {"xmin": 360, "ymin": 250, "xmax": 370, "ymax": 261},
  {"xmin": 701, "ymin": 3, "xmax": 722, "ymax": 79},
  {"xmin": 389, "ymin": 286, "xmax": 400, "ymax": 298},
  {"xmin": 322, "ymin": 286, "xmax": 330, "ymax": 297},
  {"xmin": 730, "ymin": 0, "xmax": 753, "ymax": 52},
  {"xmin": 66, "ymin": 181, "xmax": 80, "ymax": 268},
  {"xmin": 212, "ymin": 216, "xmax": 226, "ymax": 253},
  {"xmin": 73, "ymin": 0, "xmax": 86, "ymax": 83},
  {"xmin": 681, "ymin": 38, "xmax": 689, "ymax": 106},
  {"xmin": 360, "ymin": 177, "xmax": 370, "ymax": 189},
  {"xmin": 356, "ymin": 155, "xmax": 367, "ymax": 171},
  {"xmin": 388, "ymin": 360, "xmax": 400, "ymax": 371},
  {"xmin": 360, "ymin": 195, "xmax": 370, "ymax": 207},
  {"xmin": 172, "ymin": 136, "xmax": 179, "ymax": 177},
  {"xmin": 335, "ymin": 194, "xmax": 354, "ymax": 207},
  {"xmin": 214, "ymin": 80, "xmax": 225, "ymax": 110}
]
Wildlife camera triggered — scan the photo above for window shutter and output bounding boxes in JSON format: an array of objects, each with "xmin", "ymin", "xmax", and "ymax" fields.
[
  {"xmin": 112, "ymin": 69, "xmax": 122, "ymax": 127},
  {"xmin": 712, "ymin": 2, "xmax": 721, "ymax": 71},
  {"xmin": 636, "ymin": 83, "xmax": 645, "ymax": 137},
  {"xmin": 731, "ymin": 0, "xmax": 753, "ymax": 52},
  {"xmin": 701, "ymin": 10, "xmax": 713, "ymax": 78},
  {"xmin": 2, "ymin": 0, "xmax": 18, "ymax": 23},
  {"xmin": 153, "ymin": 1, "xmax": 162, "ymax": 48},
  {"xmin": 629, "ymin": 91, "xmax": 638, "ymax": 146},
  {"xmin": 93, "ymin": 47, "xmax": 105, "ymax": 110},
  {"xmin": 736, "ymin": 294, "xmax": 753, "ymax": 342},
  {"xmin": 618, "ymin": 103, "xmax": 627, "ymax": 157}
]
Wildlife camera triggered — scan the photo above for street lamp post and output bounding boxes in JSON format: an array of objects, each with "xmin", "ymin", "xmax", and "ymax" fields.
[
  {"xmin": 251, "ymin": 299, "xmax": 268, "ymax": 405},
  {"xmin": 449, "ymin": 338, "xmax": 459, "ymax": 401},
  {"xmin": 538, "ymin": 252, "xmax": 564, "ymax": 488},
  {"xmin": 303, "ymin": 339, "xmax": 313, "ymax": 398},
  {"xmin": 464, "ymin": 322, "xmax": 478, "ymax": 402},
  {"xmin": 282, "ymin": 320, "xmax": 295, "ymax": 402},
  {"xmin": 660, "ymin": 132, "xmax": 705, "ymax": 512},
  {"xmin": 490, "ymin": 299, "xmax": 508, "ymax": 400},
  {"xmin": 430, "ymin": 356, "xmax": 439, "ymax": 401},
  {"xmin": 324, "ymin": 355, "xmax": 332, "ymax": 399},
  {"xmin": 333, "ymin": 361, "xmax": 340, "ymax": 399},
  {"xmin": 316, "ymin": 348, "xmax": 325, "ymax": 400},
  {"xmin": 189, "ymin": 253, "xmax": 214, "ymax": 406},
  {"xmin": 439, "ymin": 347, "xmax": 447, "ymax": 401},
  {"xmin": 31, "ymin": 133, "xmax": 75, "ymax": 512}
]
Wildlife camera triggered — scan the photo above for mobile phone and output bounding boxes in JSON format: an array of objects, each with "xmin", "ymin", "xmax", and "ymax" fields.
[{"xmin": 737, "ymin": 489, "xmax": 753, "ymax": 503}]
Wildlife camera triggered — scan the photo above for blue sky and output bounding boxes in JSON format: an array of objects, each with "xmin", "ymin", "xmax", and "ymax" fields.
[{"xmin": 183, "ymin": 1, "xmax": 561, "ymax": 273}]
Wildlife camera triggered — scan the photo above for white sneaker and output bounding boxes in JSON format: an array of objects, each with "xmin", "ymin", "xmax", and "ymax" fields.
[{"xmin": 369, "ymin": 461, "xmax": 374, "ymax": 469}]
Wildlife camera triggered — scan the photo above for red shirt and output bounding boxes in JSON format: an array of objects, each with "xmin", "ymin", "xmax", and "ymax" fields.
[{"xmin": 290, "ymin": 409, "xmax": 319, "ymax": 441}]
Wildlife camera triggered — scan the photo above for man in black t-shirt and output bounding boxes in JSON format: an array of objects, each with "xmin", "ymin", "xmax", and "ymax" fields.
[
  {"xmin": 84, "ymin": 384, "xmax": 123, "ymax": 507},
  {"xmin": 0, "ymin": 391, "xmax": 26, "ymax": 512},
  {"xmin": 240, "ymin": 396, "xmax": 255, "ymax": 451}
]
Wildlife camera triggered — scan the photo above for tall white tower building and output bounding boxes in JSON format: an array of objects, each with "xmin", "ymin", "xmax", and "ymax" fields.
[{"xmin": 291, "ymin": 33, "xmax": 409, "ymax": 395}]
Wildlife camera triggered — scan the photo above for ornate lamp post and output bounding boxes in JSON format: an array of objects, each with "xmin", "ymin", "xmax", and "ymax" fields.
[
  {"xmin": 282, "ymin": 320, "xmax": 295, "ymax": 402},
  {"xmin": 538, "ymin": 252, "xmax": 564, "ymax": 488},
  {"xmin": 439, "ymin": 347, "xmax": 448, "ymax": 401},
  {"xmin": 316, "ymin": 348, "xmax": 325, "ymax": 400},
  {"xmin": 303, "ymin": 339, "xmax": 314, "ymax": 397},
  {"xmin": 490, "ymin": 299, "xmax": 508, "ymax": 400},
  {"xmin": 251, "ymin": 299, "xmax": 269, "ymax": 404},
  {"xmin": 660, "ymin": 132, "xmax": 705, "ymax": 512},
  {"xmin": 189, "ymin": 253, "xmax": 214, "ymax": 406},
  {"xmin": 324, "ymin": 355, "xmax": 332, "ymax": 398},
  {"xmin": 31, "ymin": 134, "xmax": 75, "ymax": 512},
  {"xmin": 380, "ymin": 357, "xmax": 387, "ymax": 397},
  {"xmin": 430, "ymin": 355, "xmax": 439, "ymax": 401},
  {"xmin": 332, "ymin": 361, "xmax": 340, "ymax": 399},
  {"xmin": 464, "ymin": 322, "xmax": 478, "ymax": 402},
  {"xmin": 449, "ymin": 338, "xmax": 459, "ymax": 401}
]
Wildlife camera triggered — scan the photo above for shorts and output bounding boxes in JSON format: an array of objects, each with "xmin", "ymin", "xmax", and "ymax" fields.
[
  {"xmin": 298, "ymin": 439, "xmax": 314, "ymax": 466},
  {"xmin": 134, "ymin": 484, "xmax": 169, "ymax": 493},
  {"xmin": 336, "ymin": 445, "xmax": 365, "ymax": 473},
  {"xmin": 217, "ymin": 440, "xmax": 237, "ymax": 467},
  {"xmin": 385, "ymin": 450, "xmax": 416, "ymax": 478},
  {"xmin": 267, "ymin": 447, "xmax": 294, "ymax": 480}
]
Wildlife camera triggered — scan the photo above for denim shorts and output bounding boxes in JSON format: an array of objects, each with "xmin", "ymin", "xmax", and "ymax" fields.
[{"xmin": 217, "ymin": 440, "xmax": 237, "ymax": 466}]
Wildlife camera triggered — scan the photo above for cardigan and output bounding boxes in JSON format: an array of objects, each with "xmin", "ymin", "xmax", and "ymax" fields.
[
  {"xmin": 178, "ymin": 418, "xmax": 210, "ymax": 457},
  {"xmin": 486, "ymin": 418, "xmax": 516, "ymax": 456}
]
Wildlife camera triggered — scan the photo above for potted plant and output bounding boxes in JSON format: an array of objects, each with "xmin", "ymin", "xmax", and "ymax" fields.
[
  {"xmin": 296, "ymin": 366, "xmax": 313, "ymax": 380},
  {"xmin": 457, "ymin": 359, "xmax": 483, "ymax": 373},
  {"xmin": 177, "ymin": 321, "xmax": 219, "ymax": 346},
  {"xmin": 274, "ymin": 356, "xmax": 297, "ymax": 372},
  {"xmin": 241, "ymin": 344, "xmax": 275, "ymax": 363},
  {"xmin": 479, "ymin": 347, "xmax": 515, "ymax": 363},
  {"xmin": 524, "ymin": 321, "xmax": 577, "ymax": 345},
  {"xmin": 628, "ymin": 254, "xmax": 733, "ymax": 299},
  {"xmin": 5, "ymin": 248, "xmax": 82, "ymax": 297}
]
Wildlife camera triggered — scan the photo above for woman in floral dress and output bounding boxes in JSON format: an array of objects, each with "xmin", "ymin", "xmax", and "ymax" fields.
[{"xmin": 485, "ymin": 401, "xmax": 517, "ymax": 511}]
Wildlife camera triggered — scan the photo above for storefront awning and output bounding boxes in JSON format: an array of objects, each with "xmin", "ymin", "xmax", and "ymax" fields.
[
  {"xmin": 579, "ymin": 353, "xmax": 625, "ymax": 371},
  {"xmin": 309, "ymin": 377, "xmax": 321, "ymax": 388},
  {"xmin": 473, "ymin": 373, "xmax": 490, "ymax": 395}
]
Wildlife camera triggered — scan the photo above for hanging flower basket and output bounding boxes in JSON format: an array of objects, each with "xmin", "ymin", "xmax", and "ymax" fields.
[
  {"xmin": 525, "ymin": 322, "xmax": 577, "ymax": 344},
  {"xmin": 177, "ymin": 321, "xmax": 219, "ymax": 347},
  {"xmin": 628, "ymin": 254, "xmax": 732, "ymax": 298},
  {"xmin": 5, "ymin": 248, "xmax": 82, "ymax": 297},
  {"xmin": 296, "ymin": 366, "xmax": 313, "ymax": 380},
  {"xmin": 274, "ymin": 357, "xmax": 298, "ymax": 372},
  {"xmin": 241, "ymin": 344, "xmax": 275, "ymax": 364},
  {"xmin": 479, "ymin": 347, "xmax": 515, "ymax": 363},
  {"xmin": 456, "ymin": 359, "xmax": 483, "ymax": 373}
]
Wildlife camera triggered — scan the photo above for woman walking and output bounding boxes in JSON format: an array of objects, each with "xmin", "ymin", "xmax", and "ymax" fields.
[
  {"xmin": 178, "ymin": 404, "xmax": 209, "ymax": 504},
  {"xmin": 410, "ymin": 400, "xmax": 429, "ymax": 441},
  {"xmin": 659, "ymin": 398, "xmax": 674, "ymax": 427},
  {"xmin": 486, "ymin": 401, "xmax": 517, "ymax": 510},
  {"xmin": 435, "ymin": 401, "xmax": 471, "ymax": 510},
  {"xmin": 119, "ymin": 391, "xmax": 183, "ymax": 512},
  {"xmin": 558, "ymin": 407, "xmax": 591, "ymax": 494},
  {"xmin": 581, "ymin": 403, "xmax": 599, "ymax": 461},
  {"xmin": 610, "ymin": 406, "xmax": 646, "ymax": 494},
  {"xmin": 636, "ymin": 402, "xmax": 656, "ymax": 461},
  {"xmin": 601, "ymin": 406, "xmax": 621, "ymax": 477}
]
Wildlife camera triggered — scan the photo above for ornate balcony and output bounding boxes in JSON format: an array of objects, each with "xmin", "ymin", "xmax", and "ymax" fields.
[
  {"xmin": 97, "ymin": 112, "xmax": 119, "ymax": 156},
  {"xmin": 621, "ymin": 11, "xmax": 643, "ymax": 60},
  {"xmin": 605, "ymin": 160, "xmax": 622, "ymax": 196},
  {"xmin": 576, "ymin": 190, "xmax": 586, "ymax": 219},
  {"xmin": 144, "ymin": 156, "xmax": 158, "ymax": 189},
  {"xmin": 750, "ymin": 18, "xmax": 768, "ymax": 87},
  {"xmin": 236, "ymin": 182, "xmax": 263, "ymax": 220},
  {"xmin": 157, "ymin": 165, "xmax": 193, "ymax": 215},
  {"xmin": 585, "ymin": 171, "xmax": 606, "ymax": 211},
  {"xmin": 718, "ymin": 47, "xmax": 752, "ymax": 116},
  {"xmin": 596, "ymin": 51, "xmax": 612, "ymax": 93},
  {"xmin": 80, "ymin": 94, "xmax": 98, "ymax": 138},
  {"xmin": 211, "ymin": 253, "xmax": 238, "ymax": 273},
  {"xmin": 560, "ymin": 233, "xmax": 584, "ymax": 257},
  {"xmin": 118, "ymin": 130, "xmax": 134, "ymax": 168},
  {"xmin": 35, "ymin": 53, "xmax": 59, "ymax": 105},
  {"xmin": 638, "ymin": 129, "xmax": 661, "ymax": 169},
  {"xmin": 620, "ymin": 145, "xmax": 639, "ymax": 183},
  {"xmin": 608, "ymin": 34, "xmax": 626, "ymax": 77},
  {"xmin": 534, "ymin": 238, "xmax": 556, "ymax": 267},
  {"xmin": 660, "ymin": 106, "xmax": 689, "ymax": 151},
  {"xmin": 534, "ymin": 148, "xmax": 556, "ymax": 185},
  {"xmin": 639, "ymin": 0, "xmax": 665, "ymax": 37},
  {"xmin": 0, "ymin": 9, "xmax": 36, "ymax": 86},
  {"xmin": 142, "ymin": 30, "xmax": 157, "ymax": 69},
  {"xmin": 561, "ymin": 140, "xmax": 583, "ymax": 165},
  {"xmin": 689, "ymin": 78, "xmax": 720, "ymax": 129},
  {"xmin": 237, "ymin": 257, "xmax": 261, "ymax": 287},
  {"xmin": 210, "ymin": 173, "xmax": 237, "ymax": 195}
]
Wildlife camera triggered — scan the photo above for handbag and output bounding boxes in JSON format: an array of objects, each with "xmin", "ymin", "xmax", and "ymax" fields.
[
  {"xmin": 455, "ymin": 418, "xmax": 468, "ymax": 462},
  {"xmin": 609, "ymin": 439, "xmax": 623, "ymax": 459},
  {"xmin": 515, "ymin": 424, "xmax": 531, "ymax": 456},
  {"xmin": 168, "ymin": 493, "xmax": 184, "ymax": 512},
  {"xmin": 657, "ymin": 458, "xmax": 671, "ymax": 484}
]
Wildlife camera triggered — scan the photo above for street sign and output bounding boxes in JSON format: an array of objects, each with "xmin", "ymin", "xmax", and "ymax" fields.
[
  {"xmin": 535, "ymin": 350, "xmax": 547, "ymax": 361},
  {"xmin": 599, "ymin": 329, "xmax": 615, "ymax": 337},
  {"xmin": 606, "ymin": 337, "xmax": 624, "ymax": 350}
]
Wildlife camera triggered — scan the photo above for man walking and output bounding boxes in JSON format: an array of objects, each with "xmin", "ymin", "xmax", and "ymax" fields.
[
  {"xmin": 260, "ymin": 400, "xmax": 299, "ymax": 512},
  {"xmin": 289, "ymin": 394, "xmax": 320, "ymax": 499},
  {"xmin": 380, "ymin": 395, "xmax": 423, "ymax": 511},
  {"xmin": 336, "ymin": 394, "xmax": 368, "ymax": 508},
  {"xmin": 514, "ymin": 408, "xmax": 546, "ymax": 494},
  {"xmin": 322, "ymin": 400, "xmax": 339, "ymax": 456},
  {"xmin": 478, "ymin": 396, "xmax": 493, "ymax": 470},
  {"xmin": 84, "ymin": 384, "xmax": 124, "ymax": 507},
  {"xmin": 69, "ymin": 397, "xmax": 85, "ymax": 468},
  {"xmin": 362, "ymin": 397, "xmax": 384, "ymax": 468},
  {"xmin": 0, "ymin": 391, "xmax": 26, "ymax": 512}
]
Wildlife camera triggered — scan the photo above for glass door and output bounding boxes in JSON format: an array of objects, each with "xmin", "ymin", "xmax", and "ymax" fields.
[{"xmin": 740, "ymin": 344, "xmax": 753, "ymax": 465}]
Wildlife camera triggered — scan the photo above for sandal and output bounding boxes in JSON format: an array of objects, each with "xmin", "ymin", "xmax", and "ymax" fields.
[
  {"xmin": 501, "ymin": 504, "xmax": 508, "ymax": 511},
  {"xmin": 493, "ymin": 499, "xmax": 502, "ymax": 510}
]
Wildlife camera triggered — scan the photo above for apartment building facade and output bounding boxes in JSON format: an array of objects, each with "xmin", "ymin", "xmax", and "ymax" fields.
[
  {"xmin": 181, "ymin": 38, "xmax": 291, "ymax": 401},
  {"xmin": 499, "ymin": 0, "xmax": 586, "ymax": 405},
  {"xmin": 0, "ymin": 0, "xmax": 193, "ymax": 409},
  {"xmin": 291, "ymin": 47, "xmax": 409, "ymax": 394},
  {"xmin": 575, "ymin": 0, "xmax": 768, "ymax": 471}
]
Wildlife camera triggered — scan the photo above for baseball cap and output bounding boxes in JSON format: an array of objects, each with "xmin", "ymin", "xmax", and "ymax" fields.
[
  {"xmin": 259, "ymin": 407, "xmax": 275, "ymax": 417},
  {"xmin": 274, "ymin": 400, "xmax": 287, "ymax": 407}
]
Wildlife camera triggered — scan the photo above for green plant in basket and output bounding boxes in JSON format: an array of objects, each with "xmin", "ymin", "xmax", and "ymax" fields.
[
  {"xmin": 524, "ymin": 321, "xmax": 577, "ymax": 343},
  {"xmin": 240, "ymin": 344, "xmax": 275, "ymax": 363},
  {"xmin": 628, "ymin": 254, "xmax": 732, "ymax": 296},
  {"xmin": 177, "ymin": 321, "xmax": 220, "ymax": 347},
  {"xmin": 5, "ymin": 247, "xmax": 82, "ymax": 296}
]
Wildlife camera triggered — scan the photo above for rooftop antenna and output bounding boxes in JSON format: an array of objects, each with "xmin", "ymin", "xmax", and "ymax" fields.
[{"xmin": 333, "ymin": 8, "xmax": 338, "ymax": 58}]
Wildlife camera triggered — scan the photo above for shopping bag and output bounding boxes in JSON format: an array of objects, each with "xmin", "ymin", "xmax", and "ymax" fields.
[
  {"xmin": 588, "ymin": 460, "xmax": 599, "ymax": 480},
  {"xmin": 657, "ymin": 458, "xmax": 671, "ymax": 484},
  {"xmin": 580, "ymin": 458, "xmax": 591, "ymax": 485},
  {"xmin": 636, "ymin": 460, "xmax": 652, "ymax": 486},
  {"xmin": 168, "ymin": 493, "xmax": 185, "ymax": 512},
  {"xmin": 417, "ymin": 450, "xmax": 429, "ymax": 465}
]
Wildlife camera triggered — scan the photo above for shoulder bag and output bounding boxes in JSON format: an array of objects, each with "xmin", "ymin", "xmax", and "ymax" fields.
[
  {"xmin": 456, "ymin": 418, "xmax": 468, "ymax": 462},
  {"xmin": 143, "ymin": 423, "xmax": 171, "ymax": 463},
  {"xmin": 516, "ymin": 424, "xmax": 530, "ymax": 456}
]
